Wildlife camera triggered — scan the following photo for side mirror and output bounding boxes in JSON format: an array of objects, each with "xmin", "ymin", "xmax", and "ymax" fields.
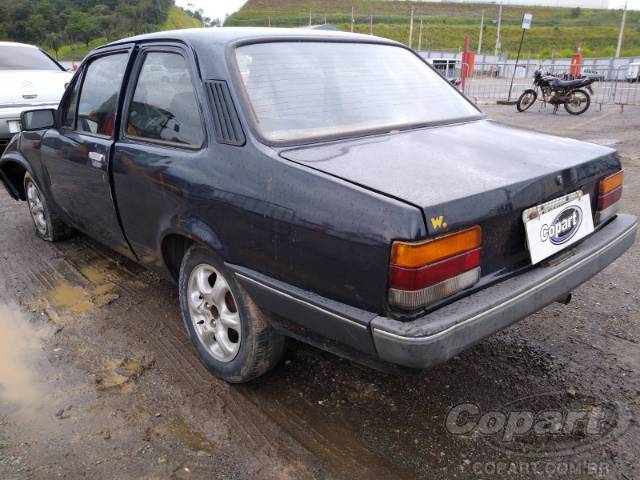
[{"xmin": 20, "ymin": 109, "xmax": 57, "ymax": 131}]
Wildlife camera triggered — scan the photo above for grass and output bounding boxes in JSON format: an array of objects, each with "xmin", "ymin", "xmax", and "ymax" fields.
[
  {"xmin": 226, "ymin": 0, "xmax": 640, "ymax": 58},
  {"xmin": 48, "ymin": 6, "xmax": 201, "ymax": 61},
  {"xmin": 161, "ymin": 5, "xmax": 203, "ymax": 30}
]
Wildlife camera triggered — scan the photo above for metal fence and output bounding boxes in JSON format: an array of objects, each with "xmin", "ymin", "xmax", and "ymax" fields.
[{"xmin": 457, "ymin": 62, "xmax": 640, "ymax": 109}]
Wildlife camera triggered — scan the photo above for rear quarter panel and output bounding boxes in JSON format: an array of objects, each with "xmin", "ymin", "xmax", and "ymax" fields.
[{"xmin": 112, "ymin": 140, "xmax": 426, "ymax": 312}]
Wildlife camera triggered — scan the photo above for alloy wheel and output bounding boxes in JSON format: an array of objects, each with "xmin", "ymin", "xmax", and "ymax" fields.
[
  {"xmin": 26, "ymin": 181, "xmax": 47, "ymax": 236},
  {"xmin": 187, "ymin": 264, "xmax": 241, "ymax": 362}
]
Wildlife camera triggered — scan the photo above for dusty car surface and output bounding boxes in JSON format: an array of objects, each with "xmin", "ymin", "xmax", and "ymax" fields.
[
  {"xmin": 0, "ymin": 41, "xmax": 72, "ymax": 153},
  {"xmin": 0, "ymin": 28, "xmax": 636, "ymax": 382}
]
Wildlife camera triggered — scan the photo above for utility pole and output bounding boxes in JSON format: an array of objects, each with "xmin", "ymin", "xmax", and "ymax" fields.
[
  {"xmin": 370, "ymin": 15, "xmax": 373, "ymax": 35},
  {"xmin": 351, "ymin": 6, "xmax": 355, "ymax": 33},
  {"xmin": 268, "ymin": 16, "xmax": 271, "ymax": 27},
  {"xmin": 507, "ymin": 13, "xmax": 532, "ymax": 102},
  {"xmin": 409, "ymin": 7, "xmax": 415, "ymax": 49},
  {"xmin": 615, "ymin": 1, "xmax": 627, "ymax": 58},
  {"xmin": 309, "ymin": 8, "xmax": 312, "ymax": 26},
  {"xmin": 418, "ymin": 16, "xmax": 424, "ymax": 50},
  {"xmin": 477, "ymin": 10, "xmax": 484, "ymax": 54},
  {"xmin": 495, "ymin": 4, "xmax": 502, "ymax": 56}
]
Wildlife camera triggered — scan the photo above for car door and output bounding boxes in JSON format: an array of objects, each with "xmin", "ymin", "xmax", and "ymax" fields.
[
  {"xmin": 111, "ymin": 44, "xmax": 210, "ymax": 266},
  {"xmin": 41, "ymin": 45, "xmax": 135, "ymax": 258}
]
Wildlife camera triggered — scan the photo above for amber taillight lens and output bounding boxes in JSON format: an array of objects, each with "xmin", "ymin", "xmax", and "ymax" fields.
[{"xmin": 596, "ymin": 170, "xmax": 623, "ymax": 224}]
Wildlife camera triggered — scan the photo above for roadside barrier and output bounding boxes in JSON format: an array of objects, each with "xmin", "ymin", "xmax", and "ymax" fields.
[{"xmin": 452, "ymin": 62, "xmax": 640, "ymax": 110}]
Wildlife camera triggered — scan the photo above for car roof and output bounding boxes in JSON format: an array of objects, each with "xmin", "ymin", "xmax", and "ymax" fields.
[
  {"xmin": 91, "ymin": 27, "xmax": 404, "ymax": 86},
  {"xmin": 105, "ymin": 26, "xmax": 398, "ymax": 48}
]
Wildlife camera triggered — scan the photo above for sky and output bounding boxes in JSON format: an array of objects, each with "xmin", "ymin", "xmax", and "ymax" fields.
[
  {"xmin": 175, "ymin": 0, "xmax": 249, "ymax": 23},
  {"xmin": 176, "ymin": 0, "xmax": 639, "ymax": 20}
]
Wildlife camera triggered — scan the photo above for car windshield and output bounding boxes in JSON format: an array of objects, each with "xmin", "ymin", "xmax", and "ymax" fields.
[
  {"xmin": 234, "ymin": 41, "xmax": 480, "ymax": 143},
  {"xmin": 0, "ymin": 45, "xmax": 62, "ymax": 71}
]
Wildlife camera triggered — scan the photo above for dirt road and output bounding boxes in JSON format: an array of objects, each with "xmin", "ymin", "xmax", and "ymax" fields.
[{"xmin": 1, "ymin": 104, "xmax": 639, "ymax": 479}]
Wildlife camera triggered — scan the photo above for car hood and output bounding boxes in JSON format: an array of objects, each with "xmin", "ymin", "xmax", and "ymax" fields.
[
  {"xmin": 0, "ymin": 69, "xmax": 72, "ymax": 107},
  {"xmin": 279, "ymin": 119, "xmax": 618, "ymax": 235}
]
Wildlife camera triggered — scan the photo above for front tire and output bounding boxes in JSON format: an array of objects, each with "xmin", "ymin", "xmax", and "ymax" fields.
[
  {"xmin": 178, "ymin": 245, "xmax": 285, "ymax": 383},
  {"xmin": 564, "ymin": 89, "xmax": 591, "ymax": 115},
  {"xmin": 516, "ymin": 89, "xmax": 537, "ymax": 112},
  {"xmin": 24, "ymin": 173, "xmax": 73, "ymax": 242}
]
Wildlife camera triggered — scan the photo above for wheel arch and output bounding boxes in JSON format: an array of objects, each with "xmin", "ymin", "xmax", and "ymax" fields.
[
  {"xmin": 160, "ymin": 219, "xmax": 226, "ymax": 282},
  {"xmin": 0, "ymin": 154, "xmax": 34, "ymax": 201}
]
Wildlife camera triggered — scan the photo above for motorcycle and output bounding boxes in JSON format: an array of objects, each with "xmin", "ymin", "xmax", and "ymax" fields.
[{"xmin": 517, "ymin": 70, "xmax": 595, "ymax": 115}]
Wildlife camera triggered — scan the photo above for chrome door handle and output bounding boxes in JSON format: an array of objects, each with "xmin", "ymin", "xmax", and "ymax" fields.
[{"xmin": 88, "ymin": 151, "xmax": 105, "ymax": 168}]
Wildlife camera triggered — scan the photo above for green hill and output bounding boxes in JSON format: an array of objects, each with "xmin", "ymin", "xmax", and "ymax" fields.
[
  {"xmin": 226, "ymin": 0, "xmax": 640, "ymax": 58},
  {"xmin": 0, "ymin": 1, "xmax": 202, "ymax": 60}
]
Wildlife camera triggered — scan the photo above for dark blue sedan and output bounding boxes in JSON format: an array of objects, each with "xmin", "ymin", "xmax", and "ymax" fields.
[{"xmin": 0, "ymin": 28, "xmax": 636, "ymax": 382}]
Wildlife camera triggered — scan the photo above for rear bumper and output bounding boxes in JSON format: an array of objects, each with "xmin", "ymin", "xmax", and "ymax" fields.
[
  {"xmin": 231, "ymin": 213, "xmax": 636, "ymax": 370},
  {"xmin": 371, "ymin": 213, "xmax": 637, "ymax": 368}
]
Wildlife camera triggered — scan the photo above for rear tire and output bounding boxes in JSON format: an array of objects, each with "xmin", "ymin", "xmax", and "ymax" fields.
[
  {"xmin": 178, "ymin": 245, "xmax": 285, "ymax": 383},
  {"xmin": 564, "ymin": 89, "xmax": 591, "ymax": 115},
  {"xmin": 517, "ymin": 89, "xmax": 537, "ymax": 112},
  {"xmin": 24, "ymin": 173, "xmax": 73, "ymax": 242}
]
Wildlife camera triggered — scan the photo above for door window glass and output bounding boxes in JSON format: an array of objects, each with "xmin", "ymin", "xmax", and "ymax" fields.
[
  {"xmin": 77, "ymin": 54, "xmax": 128, "ymax": 136},
  {"xmin": 126, "ymin": 52, "xmax": 204, "ymax": 146},
  {"xmin": 61, "ymin": 75, "xmax": 81, "ymax": 128}
]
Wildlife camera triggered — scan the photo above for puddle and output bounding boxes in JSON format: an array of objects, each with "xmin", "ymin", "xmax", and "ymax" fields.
[
  {"xmin": 43, "ymin": 277, "xmax": 119, "ymax": 316},
  {"xmin": 95, "ymin": 358, "xmax": 149, "ymax": 392},
  {"xmin": 155, "ymin": 417, "xmax": 217, "ymax": 454},
  {"xmin": 0, "ymin": 304, "xmax": 46, "ymax": 412},
  {"xmin": 79, "ymin": 260, "xmax": 116, "ymax": 285},
  {"xmin": 45, "ymin": 282, "xmax": 94, "ymax": 314}
]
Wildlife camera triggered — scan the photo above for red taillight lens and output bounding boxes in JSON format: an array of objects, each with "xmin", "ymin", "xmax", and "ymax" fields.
[
  {"xmin": 596, "ymin": 170, "xmax": 624, "ymax": 224},
  {"xmin": 389, "ymin": 226, "xmax": 482, "ymax": 310},
  {"xmin": 389, "ymin": 248, "xmax": 481, "ymax": 291}
]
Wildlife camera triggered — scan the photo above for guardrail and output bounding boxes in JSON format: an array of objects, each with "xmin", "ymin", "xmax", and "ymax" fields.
[{"xmin": 449, "ymin": 62, "xmax": 640, "ymax": 110}]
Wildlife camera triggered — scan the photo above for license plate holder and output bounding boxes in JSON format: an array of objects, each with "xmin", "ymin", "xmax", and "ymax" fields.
[
  {"xmin": 8, "ymin": 120, "xmax": 21, "ymax": 133},
  {"xmin": 522, "ymin": 191, "xmax": 594, "ymax": 264}
]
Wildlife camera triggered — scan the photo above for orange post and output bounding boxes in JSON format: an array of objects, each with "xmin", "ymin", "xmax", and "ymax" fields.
[
  {"xmin": 461, "ymin": 34, "xmax": 470, "ymax": 91},
  {"xmin": 570, "ymin": 51, "xmax": 583, "ymax": 78}
]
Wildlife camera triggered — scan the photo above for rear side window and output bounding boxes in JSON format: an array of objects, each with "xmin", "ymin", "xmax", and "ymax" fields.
[
  {"xmin": 126, "ymin": 52, "xmax": 204, "ymax": 147},
  {"xmin": 77, "ymin": 54, "xmax": 128, "ymax": 137}
]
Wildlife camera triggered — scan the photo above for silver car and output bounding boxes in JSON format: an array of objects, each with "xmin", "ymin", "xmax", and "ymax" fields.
[{"xmin": 0, "ymin": 41, "xmax": 72, "ymax": 152}]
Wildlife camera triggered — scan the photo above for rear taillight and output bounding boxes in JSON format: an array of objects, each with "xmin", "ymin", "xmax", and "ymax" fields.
[
  {"xmin": 389, "ymin": 226, "xmax": 482, "ymax": 310},
  {"xmin": 595, "ymin": 170, "xmax": 623, "ymax": 224}
]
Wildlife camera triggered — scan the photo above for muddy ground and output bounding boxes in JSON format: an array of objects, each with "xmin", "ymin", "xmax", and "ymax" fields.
[{"xmin": 1, "ymin": 104, "xmax": 639, "ymax": 480}]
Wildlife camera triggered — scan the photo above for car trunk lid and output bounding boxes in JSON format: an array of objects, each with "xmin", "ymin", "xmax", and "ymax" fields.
[
  {"xmin": 279, "ymin": 119, "xmax": 619, "ymax": 282},
  {"xmin": 0, "ymin": 70, "xmax": 71, "ymax": 106}
]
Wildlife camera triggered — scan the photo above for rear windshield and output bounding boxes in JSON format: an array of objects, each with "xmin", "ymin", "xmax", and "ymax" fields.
[
  {"xmin": 0, "ymin": 45, "xmax": 62, "ymax": 71},
  {"xmin": 234, "ymin": 41, "xmax": 480, "ymax": 143}
]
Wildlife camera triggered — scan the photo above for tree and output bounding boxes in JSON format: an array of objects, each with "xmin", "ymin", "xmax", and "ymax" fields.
[
  {"xmin": 45, "ymin": 32, "xmax": 63, "ymax": 59},
  {"xmin": 66, "ymin": 11, "xmax": 97, "ymax": 47},
  {"xmin": 26, "ymin": 13, "xmax": 47, "ymax": 43}
]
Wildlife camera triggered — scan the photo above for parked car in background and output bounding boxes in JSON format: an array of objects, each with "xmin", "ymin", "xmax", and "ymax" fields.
[
  {"xmin": 581, "ymin": 67, "xmax": 605, "ymax": 82},
  {"xmin": 627, "ymin": 62, "xmax": 640, "ymax": 83},
  {"xmin": 0, "ymin": 29, "xmax": 636, "ymax": 383},
  {"xmin": 0, "ymin": 41, "xmax": 72, "ymax": 153}
]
